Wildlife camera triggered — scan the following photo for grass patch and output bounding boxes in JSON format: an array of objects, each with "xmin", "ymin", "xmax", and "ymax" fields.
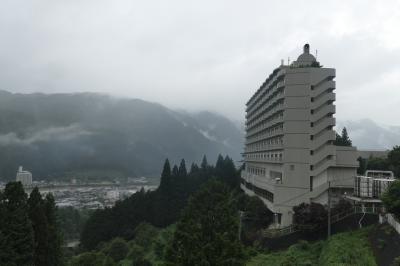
[
  {"xmin": 247, "ymin": 240, "xmax": 322, "ymax": 266},
  {"xmin": 318, "ymin": 227, "xmax": 376, "ymax": 266}
]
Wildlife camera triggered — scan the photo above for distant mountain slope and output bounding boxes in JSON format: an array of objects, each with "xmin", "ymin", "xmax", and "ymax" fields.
[
  {"xmin": 0, "ymin": 91, "xmax": 243, "ymax": 181},
  {"xmin": 337, "ymin": 119, "xmax": 400, "ymax": 150}
]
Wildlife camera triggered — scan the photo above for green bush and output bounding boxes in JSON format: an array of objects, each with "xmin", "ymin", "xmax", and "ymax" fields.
[{"xmin": 104, "ymin": 238, "xmax": 129, "ymax": 262}]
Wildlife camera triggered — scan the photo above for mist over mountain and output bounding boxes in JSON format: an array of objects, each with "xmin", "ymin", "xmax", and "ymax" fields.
[
  {"xmin": 337, "ymin": 119, "xmax": 400, "ymax": 151},
  {"xmin": 0, "ymin": 91, "xmax": 243, "ymax": 181}
]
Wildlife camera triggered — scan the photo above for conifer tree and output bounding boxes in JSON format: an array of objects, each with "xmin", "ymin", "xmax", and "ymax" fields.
[
  {"xmin": 216, "ymin": 154, "xmax": 224, "ymax": 170},
  {"xmin": 190, "ymin": 163, "xmax": 199, "ymax": 174},
  {"xmin": 2, "ymin": 182, "xmax": 34, "ymax": 265},
  {"xmin": 225, "ymin": 156, "xmax": 239, "ymax": 188},
  {"xmin": 159, "ymin": 159, "xmax": 171, "ymax": 190},
  {"xmin": 201, "ymin": 155, "xmax": 208, "ymax": 170},
  {"xmin": 28, "ymin": 187, "xmax": 49, "ymax": 266},
  {"xmin": 0, "ymin": 191, "xmax": 9, "ymax": 265},
  {"xmin": 334, "ymin": 127, "xmax": 352, "ymax": 146},
  {"xmin": 172, "ymin": 165, "xmax": 179, "ymax": 177},
  {"xmin": 178, "ymin": 159, "xmax": 187, "ymax": 177},
  {"xmin": 44, "ymin": 193, "xmax": 62, "ymax": 266},
  {"xmin": 341, "ymin": 127, "xmax": 352, "ymax": 146}
]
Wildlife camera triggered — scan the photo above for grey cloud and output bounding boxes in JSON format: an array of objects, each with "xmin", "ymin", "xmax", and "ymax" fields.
[
  {"xmin": 0, "ymin": 124, "xmax": 91, "ymax": 146},
  {"xmin": 0, "ymin": 0, "xmax": 399, "ymax": 125}
]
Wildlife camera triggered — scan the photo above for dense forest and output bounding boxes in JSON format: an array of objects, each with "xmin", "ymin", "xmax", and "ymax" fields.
[
  {"xmin": 66, "ymin": 155, "xmax": 272, "ymax": 265},
  {"xmin": 0, "ymin": 183, "xmax": 62, "ymax": 265},
  {"xmin": 80, "ymin": 155, "xmax": 270, "ymax": 249}
]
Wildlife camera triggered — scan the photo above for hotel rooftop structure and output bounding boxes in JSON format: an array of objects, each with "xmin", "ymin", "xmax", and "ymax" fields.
[{"xmin": 241, "ymin": 44, "xmax": 358, "ymax": 227}]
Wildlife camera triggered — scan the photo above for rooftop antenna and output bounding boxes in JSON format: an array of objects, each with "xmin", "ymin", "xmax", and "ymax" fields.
[
  {"xmin": 316, "ymin": 49, "xmax": 318, "ymax": 60},
  {"xmin": 281, "ymin": 59, "xmax": 284, "ymax": 66},
  {"xmin": 287, "ymin": 57, "xmax": 290, "ymax": 65}
]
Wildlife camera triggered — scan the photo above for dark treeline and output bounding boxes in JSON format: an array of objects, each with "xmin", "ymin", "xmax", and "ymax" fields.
[
  {"xmin": 58, "ymin": 207, "xmax": 93, "ymax": 242},
  {"xmin": 357, "ymin": 146, "xmax": 400, "ymax": 177},
  {"xmin": 0, "ymin": 183, "xmax": 62, "ymax": 266},
  {"xmin": 81, "ymin": 154, "xmax": 242, "ymax": 250}
]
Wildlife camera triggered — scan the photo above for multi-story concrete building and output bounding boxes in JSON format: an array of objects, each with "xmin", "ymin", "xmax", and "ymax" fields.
[
  {"xmin": 241, "ymin": 44, "xmax": 358, "ymax": 227},
  {"xmin": 16, "ymin": 166, "xmax": 33, "ymax": 187}
]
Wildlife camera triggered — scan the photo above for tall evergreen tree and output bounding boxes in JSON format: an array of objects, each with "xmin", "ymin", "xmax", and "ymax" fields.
[
  {"xmin": 28, "ymin": 187, "xmax": 49, "ymax": 266},
  {"xmin": 224, "ymin": 156, "xmax": 240, "ymax": 188},
  {"xmin": 189, "ymin": 163, "xmax": 199, "ymax": 174},
  {"xmin": 215, "ymin": 154, "xmax": 224, "ymax": 170},
  {"xmin": 44, "ymin": 193, "xmax": 62, "ymax": 266},
  {"xmin": 0, "ymin": 191, "xmax": 9, "ymax": 265},
  {"xmin": 201, "ymin": 155, "xmax": 208, "ymax": 170},
  {"xmin": 178, "ymin": 159, "xmax": 187, "ymax": 177},
  {"xmin": 172, "ymin": 165, "xmax": 179, "ymax": 177},
  {"xmin": 2, "ymin": 182, "xmax": 34, "ymax": 265},
  {"xmin": 341, "ymin": 127, "xmax": 352, "ymax": 146},
  {"xmin": 334, "ymin": 127, "xmax": 352, "ymax": 146},
  {"xmin": 159, "ymin": 159, "xmax": 172, "ymax": 190}
]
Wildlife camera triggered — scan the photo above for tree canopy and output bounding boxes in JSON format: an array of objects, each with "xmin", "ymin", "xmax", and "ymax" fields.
[
  {"xmin": 382, "ymin": 180, "xmax": 400, "ymax": 219},
  {"xmin": 0, "ymin": 182, "xmax": 62, "ymax": 265},
  {"xmin": 293, "ymin": 202, "xmax": 327, "ymax": 231},
  {"xmin": 80, "ymin": 154, "xmax": 241, "ymax": 250},
  {"xmin": 334, "ymin": 127, "xmax": 352, "ymax": 146},
  {"xmin": 165, "ymin": 180, "xmax": 246, "ymax": 265}
]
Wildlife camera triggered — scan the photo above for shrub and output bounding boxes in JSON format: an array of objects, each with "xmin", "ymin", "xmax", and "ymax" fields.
[
  {"xmin": 293, "ymin": 202, "xmax": 327, "ymax": 231},
  {"xmin": 104, "ymin": 238, "xmax": 129, "ymax": 262},
  {"xmin": 382, "ymin": 180, "xmax": 400, "ymax": 219}
]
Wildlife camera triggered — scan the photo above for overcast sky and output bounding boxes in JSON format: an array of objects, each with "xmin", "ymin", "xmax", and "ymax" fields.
[{"xmin": 1, "ymin": 0, "xmax": 399, "ymax": 125}]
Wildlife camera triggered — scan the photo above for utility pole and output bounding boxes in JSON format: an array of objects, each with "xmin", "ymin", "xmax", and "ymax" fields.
[
  {"xmin": 238, "ymin": 211, "xmax": 244, "ymax": 241},
  {"xmin": 327, "ymin": 181, "xmax": 331, "ymax": 238}
]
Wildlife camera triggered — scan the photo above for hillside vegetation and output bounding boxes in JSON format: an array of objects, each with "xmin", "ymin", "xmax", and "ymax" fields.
[{"xmin": 248, "ymin": 227, "xmax": 377, "ymax": 266}]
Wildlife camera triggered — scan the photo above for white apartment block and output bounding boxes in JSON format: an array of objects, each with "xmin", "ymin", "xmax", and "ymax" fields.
[
  {"xmin": 16, "ymin": 166, "xmax": 33, "ymax": 187},
  {"xmin": 241, "ymin": 44, "xmax": 358, "ymax": 227}
]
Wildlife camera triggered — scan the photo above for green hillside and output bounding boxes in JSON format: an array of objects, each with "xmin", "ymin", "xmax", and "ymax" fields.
[{"xmin": 247, "ymin": 227, "xmax": 377, "ymax": 266}]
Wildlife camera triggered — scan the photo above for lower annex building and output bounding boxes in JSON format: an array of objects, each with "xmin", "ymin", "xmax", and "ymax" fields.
[{"xmin": 241, "ymin": 44, "xmax": 358, "ymax": 227}]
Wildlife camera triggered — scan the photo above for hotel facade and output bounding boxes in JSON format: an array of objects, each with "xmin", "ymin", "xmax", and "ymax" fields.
[{"xmin": 241, "ymin": 44, "xmax": 358, "ymax": 227}]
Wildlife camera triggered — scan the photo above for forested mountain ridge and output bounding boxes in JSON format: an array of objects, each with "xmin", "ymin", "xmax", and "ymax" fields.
[{"xmin": 0, "ymin": 90, "xmax": 243, "ymax": 181}]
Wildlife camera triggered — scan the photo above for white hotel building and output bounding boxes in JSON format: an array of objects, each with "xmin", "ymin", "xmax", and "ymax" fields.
[
  {"xmin": 16, "ymin": 166, "xmax": 33, "ymax": 187},
  {"xmin": 241, "ymin": 44, "xmax": 358, "ymax": 227}
]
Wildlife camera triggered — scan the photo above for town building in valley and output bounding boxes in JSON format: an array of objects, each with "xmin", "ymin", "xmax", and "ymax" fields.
[
  {"xmin": 16, "ymin": 166, "xmax": 33, "ymax": 187},
  {"xmin": 241, "ymin": 44, "xmax": 359, "ymax": 227}
]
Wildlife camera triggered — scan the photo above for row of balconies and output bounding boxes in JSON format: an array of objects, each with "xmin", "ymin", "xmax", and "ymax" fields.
[
  {"xmin": 246, "ymin": 85, "xmax": 285, "ymax": 119},
  {"xmin": 245, "ymin": 142, "xmax": 284, "ymax": 153},
  {"xmin": 246, "ymin": 110, "xmax": 284, "ymax": 133},
  {"xmin": 247, "ymin": 70, "xmax": 284, "ymax": 110},
  {"xmin": 246, "ymin": 114, "xmax": 284, "ymax": 138},
  {"xmin": 311, "ymin": 80, "xmax": 335, "ymax": 98},
  {"xmin": 311, "ymin": 104, "xmax": 335, "ymax": 123},
  {"xmin": 312, "ymin": 117, "xmax": 335, "ymax": 135},
  {"xmin": 311, "ymin": 92, "xmax": 335, "ymax": 110},
  {"xmin": 246, "ymin": 121, "xmax": 284, "ymax": 140},
  {"xmin": 246, "ymin": 92, "xmax": 284, "ymax": 125},
  {"xmin": 244, "ymin": 153, "xmax": 283, "ymax": 163},
  {"xmin": 246, "ymin": 101, "xmax": 284, "ymax": 130},
  {"xmin": 310, "ymin": 156, "xmax": 335, "ymax": 177},
  {"xmin": 246, "ymin": 127, "xmax": 284, "ymax": 145}
]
